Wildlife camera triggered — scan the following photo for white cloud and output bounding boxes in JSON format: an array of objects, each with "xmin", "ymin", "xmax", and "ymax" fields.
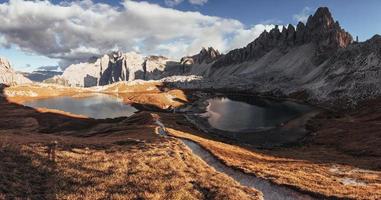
[
  {"xmin": 164, "ymin": 0, "xmax": 183, "ymax": 7},
  {"xmin": 293, "ymin": 7, "xmax": 312, "ymax": 23},
  {"xmin": 189, "ymin": 0, "xmax": 208, "ymax": 5},
  {"xmin": 0, "ymin": 0, "xmax": 275, "ymax": 68},
  {"xmin": 165, "ymin": 0, "xmax": 208, "ymax": 7}
]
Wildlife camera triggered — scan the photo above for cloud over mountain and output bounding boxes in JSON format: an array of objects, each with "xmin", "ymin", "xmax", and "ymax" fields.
[{"xmin": 0, "ymin": 0, "xmax": 274, "ymax": 68}]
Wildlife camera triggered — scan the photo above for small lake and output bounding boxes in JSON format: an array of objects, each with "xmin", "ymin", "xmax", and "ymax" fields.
[
  {"xmin": 202, "ymin": 95, "xmax": 312, "ymax": 132},
  {"xmin": 23, "ymin": 94, "xmax": 138, "ymax": 119}
]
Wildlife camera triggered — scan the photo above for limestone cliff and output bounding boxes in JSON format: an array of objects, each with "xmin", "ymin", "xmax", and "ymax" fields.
[{"xmin": 0, "ymin": 57, "xmax": 32, "ymax": 85}]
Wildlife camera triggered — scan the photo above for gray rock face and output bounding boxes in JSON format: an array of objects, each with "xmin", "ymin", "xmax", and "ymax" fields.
[
  {"xmin": 99, "ymin": 51, "xmax": 134, "ymax": 85},
  {"xmin": 54, "ymin": 52, "xmax": 185, "ymax": 87},
  {"xmin": 212, "ymin": 7, "xmax": 352, "ymax": 68},
  {"xmin": 0, "ymin": 57, "xmax": 32, "ymax": 85}
]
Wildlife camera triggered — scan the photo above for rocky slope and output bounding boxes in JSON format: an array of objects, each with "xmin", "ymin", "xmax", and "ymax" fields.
[
  {"xmin": 0, "ymin": 57, "xmax": 32, "ymax": 85},
  {"xmin": 171, "ymin": 7, "xmax": 381, "ymax": 107}
]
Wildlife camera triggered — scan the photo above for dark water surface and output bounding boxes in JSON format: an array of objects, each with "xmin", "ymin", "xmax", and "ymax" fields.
[
  {"xmin": 202, "ymin": 95, "xmax": 312, "ymax": 132},
  {"xmin": 23, "ymin": 94, "xmax": 138, "ymax": 119}
]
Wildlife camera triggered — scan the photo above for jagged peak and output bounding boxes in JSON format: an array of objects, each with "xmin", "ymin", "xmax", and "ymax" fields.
[
  {"xmin": 199, "ymin": 47, "xmax": 220, "ymax": 55},
  {"xmin": 0, "ymin": 57, "xmax": 11, "ymax": 70},
  {"xmin": 181, "ymin": 47, "xmax": 221, "ymax": 65},
  {"xmin": 287, "ymin": 24, "xmax": 295, "ymax": 31},
  {"xmin": 146, "ymin": 55, "xmax": 168, "ymax": 61},
  {"xmin": 306, "ymin": 7, "xmax": 335, "ymax": 30},
  {"xmin": 296, "ymin": 21, "xmax": 306, "ymax": 31}
]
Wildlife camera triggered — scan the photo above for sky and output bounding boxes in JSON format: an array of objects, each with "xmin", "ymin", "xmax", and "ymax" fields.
[{"xmin": 0, "ymin": 0, "xmax": 380, "ymax": 72}]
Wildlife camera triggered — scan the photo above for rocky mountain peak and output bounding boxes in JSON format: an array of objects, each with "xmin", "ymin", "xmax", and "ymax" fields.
[
  {"xmin": 181, "ymin": 47, "xmax": 221, "ymax": 65},
  {"xmin": 108, "ymin": 51, "xmax": 124, "ymax": 63},
  {"xmin": 304, "ymin": 7, "xmax": 352, "ymax": 49},
  {"xmin": 212, "ymin": 7, "xmax": 353, "ymax": 68},
  {"xmin": 0, "ymin": 57, "xmax": 11, "ymax": 70},
  {"xmin": 306, "ymin": 7, "xmax": 334, "ymax": 30}
]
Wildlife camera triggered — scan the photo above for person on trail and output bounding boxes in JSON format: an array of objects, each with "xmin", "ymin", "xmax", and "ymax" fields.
[{"xmin": 47, "ymin": 140, "xmax": 58, "ymax": 162}]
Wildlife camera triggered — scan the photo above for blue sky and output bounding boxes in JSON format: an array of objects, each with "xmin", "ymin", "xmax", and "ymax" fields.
[{"xmin": 0, "ymin": 0, "xmax": 380, "ymax": 72}]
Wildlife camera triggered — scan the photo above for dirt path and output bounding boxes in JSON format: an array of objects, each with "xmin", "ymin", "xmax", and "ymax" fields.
[{"xmin": 155, "ymin": 119, "xmax": 317, "ymax": 200}]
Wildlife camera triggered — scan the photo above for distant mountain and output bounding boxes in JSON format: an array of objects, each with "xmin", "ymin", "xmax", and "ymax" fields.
[
  {"xmin": 22, "ymin": 70, "xmax": 63, "ymax": 82},
  {"xmin": 0, "ymin": 57, "xmax": 32, "ymax": 85},
  {"xmin": 48, "ymin": 51, "xmax": 186, "ymax": 87}
]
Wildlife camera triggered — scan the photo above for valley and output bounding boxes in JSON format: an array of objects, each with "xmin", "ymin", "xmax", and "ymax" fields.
[
  {"xmin": 0, "ymin": 4, "xmax": 380, "ymax": 200},
  {"xmin": 1, "ymin": 80, "xmax": 380, "ymax": 199}
]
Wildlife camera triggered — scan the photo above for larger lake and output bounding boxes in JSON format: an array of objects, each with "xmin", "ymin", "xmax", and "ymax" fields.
[{"xmin": 23, "ymin": 94, "xmax": 138, "ymax": 119}]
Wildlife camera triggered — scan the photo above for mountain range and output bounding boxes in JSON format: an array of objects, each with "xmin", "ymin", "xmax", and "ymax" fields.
[{"xmin": 2, "ymin": 7, "xmax": 381, "ymax": 106}]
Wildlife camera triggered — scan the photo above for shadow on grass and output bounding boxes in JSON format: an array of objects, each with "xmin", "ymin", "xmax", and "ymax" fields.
[{"xmin": 0, "ymin": 144, "xmax": 56, "ymax": 199}]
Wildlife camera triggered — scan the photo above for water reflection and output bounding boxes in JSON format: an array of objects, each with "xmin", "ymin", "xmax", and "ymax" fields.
[
  {"xmin": 24, "ymin": 94, "xmax": 138, "ymax": 119},
  {"xmin": 203, "ymin": 95, "xmax": 312, "ymax": 132}
]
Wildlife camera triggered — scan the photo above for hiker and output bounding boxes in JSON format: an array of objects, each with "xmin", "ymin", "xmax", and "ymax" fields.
[{"xmin": 47, "ymin": 141, "xmax": 58, "ymax": 162}]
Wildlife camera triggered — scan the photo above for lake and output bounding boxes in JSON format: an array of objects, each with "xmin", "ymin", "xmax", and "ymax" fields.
[
  {"xmin": 23, "ymin": 94, "xmax": 138, "ymax": 119},
  {"xmin": 202, "ymin": 95, "xmax": 312, "ymax": 132}
]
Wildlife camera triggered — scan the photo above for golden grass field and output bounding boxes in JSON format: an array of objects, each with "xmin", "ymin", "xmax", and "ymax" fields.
[{"xmin": 0, "ymin": 138, "xmax": 262, "ymax": 199}]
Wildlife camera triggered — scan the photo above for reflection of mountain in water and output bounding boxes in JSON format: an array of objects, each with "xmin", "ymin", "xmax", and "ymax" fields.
[{"xmin": 23, "ymin": 94, "xmax": 138, "ymax": 119}]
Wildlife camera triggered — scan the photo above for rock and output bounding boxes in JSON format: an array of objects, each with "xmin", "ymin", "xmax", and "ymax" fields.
[
  {"xmin": 285, "ymin": 24, "xmax": 296, "ymax": 45},
  {"xmin": 0, "ymin": 57, "xmax": 32, "ymax": 85},
  {"xmin": 0, "ymin": 57, "xmax": 11, "ymax": 70},
  {"xmin": 295, "ymin": 22, "xmax": 306, "ymax": 44},
  {"xmin": 99, "ymin": 51, "xmax": 144, "ymax": 85},
  {"xmin": 305, "ymin": 7, "xmax": 352, "ymax": 50}
]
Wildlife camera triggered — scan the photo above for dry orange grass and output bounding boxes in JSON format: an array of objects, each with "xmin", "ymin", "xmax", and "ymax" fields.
[
  {"xmin": 162, "ymin": 115, "xmax": 381, "ymax": 200},
  {"xmin": 102, "ymin": 81, "xmax": 163, "ymax": 93},
  {"xmin": 4, "ymin": 84, "xmax": 91, "ymax": 103},
  {"xmin": 103, "ymin": 81, "xmax": 189, "ymax": 109},
  {"xmin": 0, "ymin": 139, "xmax": 262, "ymax": 200}
]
